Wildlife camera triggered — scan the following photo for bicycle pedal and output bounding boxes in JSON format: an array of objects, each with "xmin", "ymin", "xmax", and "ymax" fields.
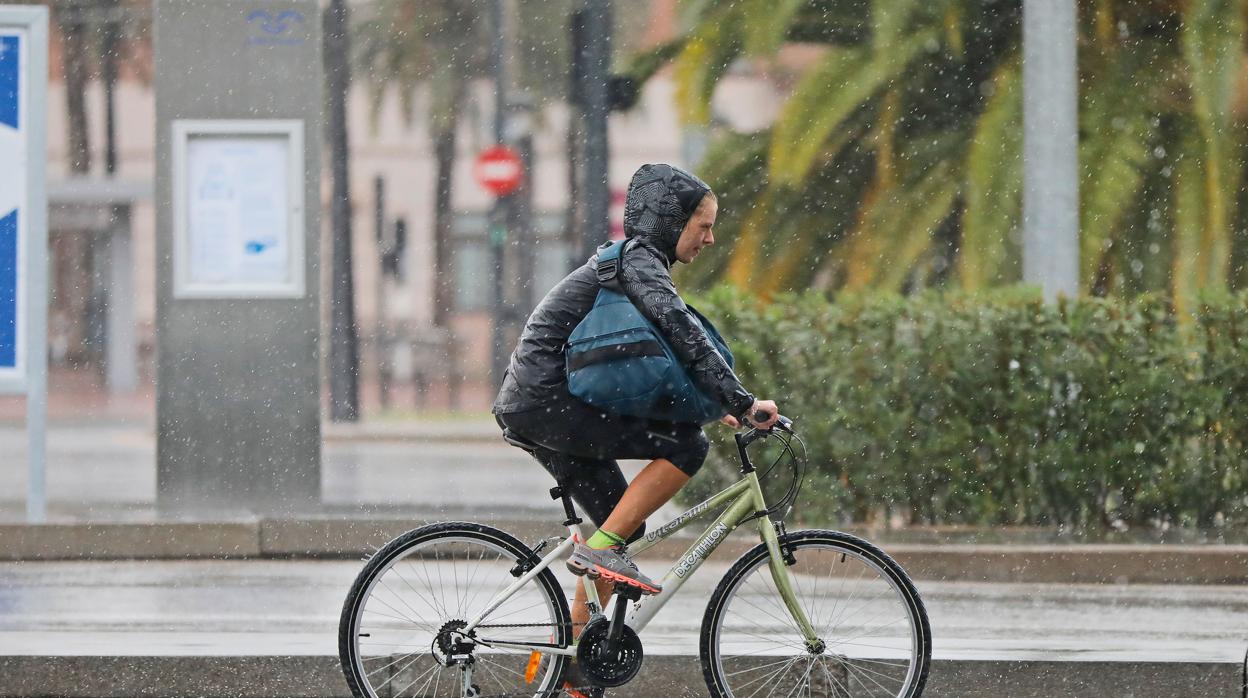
[{"xmin": 562, "ymin": 683, "xmax": 604, "ymax": 698}]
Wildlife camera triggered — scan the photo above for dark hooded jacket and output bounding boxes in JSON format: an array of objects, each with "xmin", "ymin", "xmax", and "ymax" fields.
[{"xmin": 491, "ymin": 163, "xmax": 755, "ymax": 420}]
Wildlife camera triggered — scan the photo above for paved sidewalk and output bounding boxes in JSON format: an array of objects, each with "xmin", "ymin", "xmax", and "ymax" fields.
[
  {"xmin": 0, "ymin": 559, "xmax": 1244, "ymax": 697},
  {"xmin": 0, "ymin": 422, "xmax": 553, "ymax": 521}
]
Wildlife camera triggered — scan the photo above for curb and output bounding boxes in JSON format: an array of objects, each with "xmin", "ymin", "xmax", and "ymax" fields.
[
  {"xmin": 0, "ymin": 655, "xmax": 1242, "ymax": 698},
  {"xmin": 2, "ymin": 518, "xmax": 1247, "ymax": 584}
]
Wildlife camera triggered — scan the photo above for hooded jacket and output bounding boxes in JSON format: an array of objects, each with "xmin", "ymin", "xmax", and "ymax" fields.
[{"xmin": 492, "ymin": 164, "xmax": 755, "ymax": 420}]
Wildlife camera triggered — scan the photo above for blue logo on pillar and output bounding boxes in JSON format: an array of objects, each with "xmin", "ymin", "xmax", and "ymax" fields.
[{"xmin": 246, "ymin": 9, "xmax": 306, "ymax": 46}]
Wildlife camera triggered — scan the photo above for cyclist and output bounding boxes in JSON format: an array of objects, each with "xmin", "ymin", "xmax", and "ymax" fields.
[{"xmin": 492, "ymin": 163, "xmax": 779, "ymax": 629}]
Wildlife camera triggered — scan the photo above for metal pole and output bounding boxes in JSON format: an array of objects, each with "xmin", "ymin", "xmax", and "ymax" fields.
[
  {"xmin": 488, "ymin": 0, "xmax": 509, "ymax": 390},
  {"xmin": 325, "ymin": 0, "xmax": 359, "ymax": 420},
  {"xmin": 579, "ymin": 0, "xmax": 611, "ymax": 262},
  {"xmin": 23, "ymin": 7, "xmax": 50, "ymax": 522},
  {"xmin": 1022, "ymin": 0, "xmax": 1079, "ymax": 301},
  {"xmin": 373, "ymin": 176, "xmax": 389, "ymax": 408}
]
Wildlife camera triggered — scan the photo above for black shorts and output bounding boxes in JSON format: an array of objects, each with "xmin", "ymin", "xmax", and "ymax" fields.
[{"xmin": 496, "ymin": 396, "xmax": 710, "ymax": 539}]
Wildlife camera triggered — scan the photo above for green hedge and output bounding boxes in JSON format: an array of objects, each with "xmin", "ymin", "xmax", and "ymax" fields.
[{"xmin": 689, "ymin": 287, "xmax": 1248, "ymax": 532}]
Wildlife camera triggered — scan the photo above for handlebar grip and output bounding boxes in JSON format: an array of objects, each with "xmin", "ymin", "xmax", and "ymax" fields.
[{"xmin": 750, "ymin": 411, "xmax": 794, "ymax": 432}]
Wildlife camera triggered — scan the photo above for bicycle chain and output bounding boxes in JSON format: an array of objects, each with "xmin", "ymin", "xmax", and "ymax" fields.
[
  {"xmin": 448, "ymin": 624, "xmax": 601, "ymax": 698},
  {"xmin": 474, "ymin": 622, "xmax": 572, "ymax": 629}
]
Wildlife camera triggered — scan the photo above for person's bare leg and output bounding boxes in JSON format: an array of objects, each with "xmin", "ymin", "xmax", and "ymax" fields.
[
  {"xmin": 600, "ymin": 458, "xmax": 690, "ymax": 540},
  {"xmin": 570, "ymin": 576, "xmax": 615, "ymax": 637}
]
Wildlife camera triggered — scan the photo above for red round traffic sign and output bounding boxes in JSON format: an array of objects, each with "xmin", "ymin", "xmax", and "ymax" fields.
[{"xmin": 474, "ymin": 145, "xmax": 524, "ymax": 197}]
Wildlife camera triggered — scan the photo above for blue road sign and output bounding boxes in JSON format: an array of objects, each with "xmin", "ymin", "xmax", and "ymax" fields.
[{"xmin": 0, "ymin": 31, "xmax": 22, "ymax": 375}]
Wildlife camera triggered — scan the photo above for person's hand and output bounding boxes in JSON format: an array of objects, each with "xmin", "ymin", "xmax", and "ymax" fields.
[
  {"xmin": 720, "ymin": 414, "xmax": 741, "ymax": 429},
  {"xmin": 745, "ymin": 399, "xmax": 779, "ymax": 429}
]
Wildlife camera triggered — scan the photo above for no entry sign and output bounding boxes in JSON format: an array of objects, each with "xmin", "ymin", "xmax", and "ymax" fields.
[{"xmin": 474, "ymin": 145, "xmax": 523, "ymax": 197}]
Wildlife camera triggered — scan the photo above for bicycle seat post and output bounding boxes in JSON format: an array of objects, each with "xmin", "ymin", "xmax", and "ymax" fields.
[{"xmin": 550, "ymin": 485, "xmax": 582, "ymax": 527}]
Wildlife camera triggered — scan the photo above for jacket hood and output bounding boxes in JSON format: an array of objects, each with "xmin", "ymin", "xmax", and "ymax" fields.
[{"xmin": 623, "ymin": 164, "xmax": 711, "ymax": 264}]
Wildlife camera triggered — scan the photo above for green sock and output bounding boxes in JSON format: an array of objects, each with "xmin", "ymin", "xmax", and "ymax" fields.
[{"xmin": 586, "ymin": 529, "xmax": 626, "ymax": 549}]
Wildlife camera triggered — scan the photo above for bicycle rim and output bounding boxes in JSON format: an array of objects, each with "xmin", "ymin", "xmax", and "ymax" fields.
[
  {"xmin": 706, "ymin": 536, "xmax": 928, "ymax": 697},
  {"xmin": 343, "ymin": 528, "xmax": 569, "ymax": 698}
]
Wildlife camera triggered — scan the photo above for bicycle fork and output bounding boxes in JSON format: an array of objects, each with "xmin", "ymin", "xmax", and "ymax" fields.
[{"xmin": 758, "ymin": 517, "xmax": 823, "ymax": 652}]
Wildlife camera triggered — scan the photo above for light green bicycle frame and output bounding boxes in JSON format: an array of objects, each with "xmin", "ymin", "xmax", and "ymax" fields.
[
  {"xmin": 623, "ymin": 470, "xmax": 816, "ymax": 640},
  {"xmin": 463, "ymin": 469, "xmax": 819, "ymax": 654}
]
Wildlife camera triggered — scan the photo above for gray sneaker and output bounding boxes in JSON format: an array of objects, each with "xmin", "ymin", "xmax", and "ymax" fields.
[{"xmin": 566, "ymin": 543, "xmax": 662, "ymax": 595}]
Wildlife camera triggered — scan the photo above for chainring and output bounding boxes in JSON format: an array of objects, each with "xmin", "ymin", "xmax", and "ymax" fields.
[{"xmin": 574, "ymin": 617, "xmax": 643, "ymax": 688}]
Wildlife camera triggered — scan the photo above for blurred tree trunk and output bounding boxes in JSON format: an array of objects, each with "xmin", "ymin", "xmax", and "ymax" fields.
[
  {"xmin": 432, "ymin": 125, "xmax": 456, "ymax": 328},
  {"xmin": 432, "ymin": 116, "xmax": 459, "ymax": 409},
  {"xmin": 60, "ymin": 6, "xmax": 92, "ymax": 175},
  {"xmin": 564, "ymin": 110, "xmax": 582, "ymax": 272},
  {"xmin": 100, "ymin": 0, "xmax": 119, "ymax": 175}
]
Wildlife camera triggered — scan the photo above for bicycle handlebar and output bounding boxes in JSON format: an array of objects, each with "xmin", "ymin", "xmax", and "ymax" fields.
[
  {"xmin": 736, "ymin": 414, "xmax": 794, "ymax": 451},
  {"xmin": 748, "ymin": 412, "xmax": 793, "ymax": 433}
]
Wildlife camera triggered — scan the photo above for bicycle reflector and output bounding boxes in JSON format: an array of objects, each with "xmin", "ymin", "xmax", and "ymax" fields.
[{"xmin": 525, "ymin": 650, "xmax": 541, "ymax": 683}]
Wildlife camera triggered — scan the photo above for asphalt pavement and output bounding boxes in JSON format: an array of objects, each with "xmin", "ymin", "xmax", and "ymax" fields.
[
  {"xmin": 2, "ymin": 422, "xmax": 1246, "ymax": 696},
  {"xmin": 0, "ymin": 558, "xmax": 1244, "ymax": 696}
]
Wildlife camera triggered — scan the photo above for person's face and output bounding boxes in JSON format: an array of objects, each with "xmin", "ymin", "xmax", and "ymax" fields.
[{"xmin": 675, "ymin": 195, "xmax": 718, "ymax": 264}]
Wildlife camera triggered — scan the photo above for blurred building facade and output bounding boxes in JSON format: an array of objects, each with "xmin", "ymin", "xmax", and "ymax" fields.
[{"xmin": 34, "ymin": 0, "xmax": 785, "ymax": 413}]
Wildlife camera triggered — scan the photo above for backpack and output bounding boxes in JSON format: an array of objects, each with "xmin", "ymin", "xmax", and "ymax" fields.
[{"xmin": 565, "ymin": 239, "xmax": 734, "ymax": 425}]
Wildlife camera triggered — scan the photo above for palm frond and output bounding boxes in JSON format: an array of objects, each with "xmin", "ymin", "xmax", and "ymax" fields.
[
  {"xmin": 767, "ymin": 27, "xmax": 937, "ymax": 187},
  {"xmin": 958, "ymin": 62, "xmax": 1021, "ymax": 291},
  {"xmin": 619, "ymin": 36, "xmax": 687, "ymax": 84},
  {"xmin": 671, "ymin": 6, "xmax": 743, "ymax": 124},
  {"xmin": 1181, "ymin": 0, "xmax": 1244, "ymax": 291},
  {"xmin": 842, "ymin": 162, "xmax": 958, "ymax": 292},
  {"xmin": 740, "ymin": 0, "xmax": 808, "ymax": 56}
]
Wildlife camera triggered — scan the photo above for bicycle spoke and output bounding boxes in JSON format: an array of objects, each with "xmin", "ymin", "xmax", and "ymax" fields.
[
  {"xmin": 724, "ymin": 655, "xmax": 804, "ymax": 678},
  {"xmin": 816, "ymin": 657, "xmax": 852, "ymax": 697},
  {"xmin": 345, "ymin": 529, "xmax": 568, "ymax": 698},
  {"xmin": 738, "ymin": 655, "xmax": 805, "ymax": 698},
  {"xmin": 709, "ymin": 538, "xmax": 927, "ymax": 698}
]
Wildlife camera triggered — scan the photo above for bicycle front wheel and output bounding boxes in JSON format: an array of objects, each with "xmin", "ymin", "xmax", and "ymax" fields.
[
  {"xmin": 701, "ymin": 530, "xmax": 931, "ymax": 697},
  {"xmin": 339, "ymin": 521, "xmax": 572, "ymax": 698}
]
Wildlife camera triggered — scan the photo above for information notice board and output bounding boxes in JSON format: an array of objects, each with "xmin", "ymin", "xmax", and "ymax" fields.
[{"xmin": 172, "ymin": 120, "xmax": 305, "ymax": 298}]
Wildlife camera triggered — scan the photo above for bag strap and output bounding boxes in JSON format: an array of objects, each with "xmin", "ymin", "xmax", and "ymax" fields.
[
  {"xmin": 567, "ymin": 339, "xmax": 666, "ymax": 371},
  {"xmin": 595, "ymin": 238, "xmax": 635, "ymax": 292}
]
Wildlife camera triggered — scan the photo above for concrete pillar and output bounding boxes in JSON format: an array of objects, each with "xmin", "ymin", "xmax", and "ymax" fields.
[{"xmin": 154, "ymin": 0, "xmax": 322, "ymax": 515}]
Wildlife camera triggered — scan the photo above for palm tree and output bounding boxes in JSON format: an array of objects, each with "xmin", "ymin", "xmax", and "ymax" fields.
[
  {"xmin": 638, "ymin": 0, "xmax": 1245, "ymax": 311},
  {"xmin": 354, "ymin": 0, "xmax": 577, "ymax": 405},
  {"xmin": 355, "ymin": 0, "xmax": 487, "ymax": 330}
]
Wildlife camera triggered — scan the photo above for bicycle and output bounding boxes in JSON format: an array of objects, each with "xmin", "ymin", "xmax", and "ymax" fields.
[{"xmin": 339, "ymin": 416, "xmax": 932, "ymax": 697}]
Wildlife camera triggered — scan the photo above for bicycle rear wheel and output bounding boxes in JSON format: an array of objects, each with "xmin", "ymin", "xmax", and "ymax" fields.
[
  {"xmin": 339, "ymin": 521, "xmax": 571, "ymax": 698},
  {"xmin": 701, "ymin": 530, "xmax": 931, "ymax": 697}
]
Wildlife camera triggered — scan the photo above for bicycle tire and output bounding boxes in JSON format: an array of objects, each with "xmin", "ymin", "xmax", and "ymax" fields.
[
  {"xmin": 339, "ymin": 521, "xmax": 572, "ymax": 698},
  {"xmin": 700, "ymin": 529, "xmax": 932, "ymax": 697}
]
